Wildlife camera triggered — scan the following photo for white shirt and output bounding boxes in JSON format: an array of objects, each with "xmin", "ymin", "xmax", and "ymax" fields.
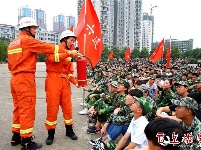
[{"xmin": 127, "ymin": 116, "xmax": 149, "ymax": 149}]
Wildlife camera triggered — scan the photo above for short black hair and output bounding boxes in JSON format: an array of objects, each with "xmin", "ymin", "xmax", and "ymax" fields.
[
  {"xmin": 182, "ymin": 73, "xmax": 188, "ymax": 77},
  {"xmin": 192, "ymin": 73, "xmax": 199, "ymax": 77},
  {"xmin": 144, "ymin": 118, "xmax": 184, "ymax": 150},
  {"xmin": 128, "ymin": 89, "xmax": 143, "ymax": 98}
]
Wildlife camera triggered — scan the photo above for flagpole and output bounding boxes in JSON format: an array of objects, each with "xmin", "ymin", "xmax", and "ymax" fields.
[{"xmin": 82, "ymin": 0, "xmax": 87, "ymax": 110}]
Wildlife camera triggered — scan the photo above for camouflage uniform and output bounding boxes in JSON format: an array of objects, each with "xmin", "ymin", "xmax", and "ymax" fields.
[
  {"xmin": 171, "ymin": 97, "xmax": 201, "ymax": 149},
  {"xmin": 156, "ymin": 89, "xmax": 176, "ymax": 108},
  {"xmin": 94, "ymin": 92, "xmax": 118, "ymax": 123},
  {"xmin": 139, "ymin": 84, "xmax": 157, "ymax": 121},
  {"xmin": 106, "ymin": 96, "xmax": 153, "ymax": 150},
  {"xmin": 85, "ymin": 86, "xmax": 109, "ymax": 109}
]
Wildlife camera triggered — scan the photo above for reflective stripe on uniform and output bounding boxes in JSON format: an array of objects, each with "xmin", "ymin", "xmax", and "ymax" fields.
[
  {"xmin": 20, "ymin": 127, "xmax": 34, "ymax": 134},
  {"xmin": 67, "ymin": 57, "xmax": 72, "ymax": 61},
  {"xmin": 46, "ymin": 120, "xmax": 57, "ymax": 126},
  {"xmin": 12, "ymin": 124, "xmax": 20, "ymax": 128},
  {"xmin": 54, "ymin": 45, "xmax": 59, "ymax": 62},
  {"xmin": 8, "ymin": 48, "xmax": 22, "ymax": 54},
  {"xmin": 68, "ymin": 74, "xmax": 73, "ymax": 79},
  {"xmin": 63, "ymin": 118, "xmax": 73, "ymax": 124}
]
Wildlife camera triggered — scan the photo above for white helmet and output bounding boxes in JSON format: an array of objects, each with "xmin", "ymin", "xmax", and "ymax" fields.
[
  {"xmin": 60, "ymin": 30, "xmax": 76, "ymax": 41},
  {"xmin": 18, "ymin": 17, "xmax": 38, "ymax": 29}
]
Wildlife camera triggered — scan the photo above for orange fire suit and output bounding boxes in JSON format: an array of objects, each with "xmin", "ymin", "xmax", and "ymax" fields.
[
  {"xmin": 8, "ymin": 31, "xmax": 71, "ymax": 138},
  {"xmin": 45, "ymin": 44, "xmax": 78, "ymax": 130}
]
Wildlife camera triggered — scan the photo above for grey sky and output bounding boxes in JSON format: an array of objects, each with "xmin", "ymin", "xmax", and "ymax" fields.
[{"xmin": 0, "ymin": 0, "xmax": 200, "ymax": 48}]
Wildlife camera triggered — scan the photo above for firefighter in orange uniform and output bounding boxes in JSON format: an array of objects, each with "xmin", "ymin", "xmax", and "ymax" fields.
[
  {"xmin": 8, "ymin": 17, "xmax": 80, "ymax": 150},
  {"xmin": 45, "ymin": 30, "xmax": 81, "ymax": 145}
]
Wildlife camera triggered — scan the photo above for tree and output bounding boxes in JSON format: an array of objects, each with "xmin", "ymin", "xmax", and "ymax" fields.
[
  {"xmin": 120, "ymin": 47, "xmax": 127, "ymax": 59},
  {"xmin": 191, "ymin": 48, "xmax": 201, "ymax": 58},
  {"xmin": 0, "ymin": 37, "xmax": 10, "ymax": 44},
  {"xmin": 0, "ymin": 40, "xmax": 8, "ymax": 62},
  {"xmin": 111, "ymin": 46, "xmax": 121, "ymax": 59},
  {"xmin": 181, "ymin": 49, "xmax": 192, "ymax": 58},
  {"xmin": 149, "ymin": 47, "xmax": 156, "ymax": 56},
  {"xmin": 38, "ymin": 54, "xmax": 46, "ymax": 62},
  {"xmin": 196, "ymin": 51, "xmax": 201, "ymax": 59},
  {"xmin": 100, "ymin": 45, "xmax": 110, "ymax": 62},
  {"xmin": 171, "ymin": 47, "xmax": 181, "ymax": 59},
  {"xmin": 131, "ymin": 47, "xmax": 140, "ymax": 58},
  {"xmin": 140, "ymin": 47, "xmax": 149, "ymax": 58}
]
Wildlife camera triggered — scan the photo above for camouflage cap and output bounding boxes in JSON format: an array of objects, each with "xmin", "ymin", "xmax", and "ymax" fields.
[
  {"xmin": 149, "ymin": 75, "xmax": 156, "ymax": 80},
  {"xmin": 125, "ymin": 72, "xmax": 132, "ymax": 76},
  {"xmin": 133, "ymin": 74, "xmax": 139, "ymax": 77},
  {"xmin": 174, "ymin": 81, "xmax": 188, "ymax": 87},
  {"xmin": 139, "ymin": 84, "xmax": 150, "ymax": 93},
  {"xmin": 195, "ymin": 78, "xmax": 201, "ymax": 83},
  {"xmin": 133, "ymin": 96, "xmax": 153, "ymax": 113},
  {"xmin": 110, "ymin": 81, "xmax": 118, "ymax": 88},
  {"xmin": 118, "ymin": 79, "xmax": 130, "ymax": 89},
  {"xmin": 171, "ymin": 97, "xmax": 198, "ymax": 111}
]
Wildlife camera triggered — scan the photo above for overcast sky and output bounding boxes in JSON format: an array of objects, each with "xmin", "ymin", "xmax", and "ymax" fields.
[{"xmin": 0, "ymin": 0, "xmax": 200, "ymax": 48}]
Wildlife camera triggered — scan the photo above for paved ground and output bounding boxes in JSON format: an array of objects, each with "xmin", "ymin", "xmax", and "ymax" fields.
[{"xmin": 0, "ymin": 62, "xmax": 99, "ymax": 150}]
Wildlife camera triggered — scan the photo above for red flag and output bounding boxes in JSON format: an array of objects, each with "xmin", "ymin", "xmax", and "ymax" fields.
[
  {"xmin": 166, "ymin": 40, "xmax": 171, "ymax": 68},
  {"xmin": 76, "ymin": 0, "xmax": 103, "ymax": 67},
  {"xmin": 108, "ymin": 51, "xmax": 114, "ymax": 60},
  {"xmin": 149, "ymin": 38, "xmax": 164, "ymax": 63},
  {"xmin": 70, "ymin": 24, "xmax": 75, "ymax": 50},
  {"xmin": 124, "ymin": 47, "xmax": 131, "ymax": 62}
]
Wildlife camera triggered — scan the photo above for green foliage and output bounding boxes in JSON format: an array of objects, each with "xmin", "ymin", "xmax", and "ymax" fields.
[
  {"xmin": 181, "ymin": 49, "xmax": 192, "ymax": 58},
  {"xmin": 140, "ymin": 47, "xmax": 149, "ymax": 58},
  {"xmin": 99, "ymin": 45, "xmax": 201, "ymax": 63},
  {"xmin": 188, "ymin": 58, "xmax": 197, "ymax": 64},
  {"xmin": 0, "ymin": 37, "xmax": 10, "ymax": 44},
  {"xmin": 111, "ymin": 46, "xmax": 121, "ymax": 59},
  {"xmin": 171, "ymin": 47, "xmax": 181, "ymax": 59},
  {"xmin": 132, "ymin": 47, "xmax": 140, "ymax": 58},
  {"xmin": 37, "ymin": 54, "xmax": 46, "ymax": 62},
  {"xmin": 120, "ymin": 47, "xmax": 127, "ymax": 58},
  {"xmin": 149, "ymin": 47, "xmax": 156, "ymax": 56},
  {"xmin": 181, "ymin": 48, "xmax": 201, "ymax": 63},
  {"xmin": 101, "ymin": 45, "xmax": 110, "ymax": 62},
  {"xmin": 0, "ymin": 40, "xmax": 8, "ymax": 62}
]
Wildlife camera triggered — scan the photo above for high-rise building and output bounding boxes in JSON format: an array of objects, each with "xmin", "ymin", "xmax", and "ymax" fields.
[
  {"xmin": 65, "ymin": 16, "xmax": 76, "ymax": 30},
  {"xmin": 142, "ymin": 13, "xmax": 153, "ymax": 52},
  {"xmin": 77, "ymin": 0, "xmax": 115, "ymax": 48},
  {"xmin": 32, "ymin": 9, "xmax": 47, "ymax": 30},
  {"xmin": 108, "ymin": 0, "xmax": 143, "ymax": 50},
  {"xmin": 77, "ymin": 0, "xmax": 143, "ymax": 50},
  {"xmin": 18, "ymin": 6, "xmax": 31, "ymax": 23},
  {"xmin": 78, "ymin": 0, "xmax": 84, "ymax": 16},
  {"xmin": 53, "ymin": 15, "xmax": 76, "ymax": 33},
  {"xmin": 18, "ymin": 6, "xmax": 47, "ymax": 30},
  {"xmin": 53, "ymin": 14, "xmax": 65, "ymax": 33}
]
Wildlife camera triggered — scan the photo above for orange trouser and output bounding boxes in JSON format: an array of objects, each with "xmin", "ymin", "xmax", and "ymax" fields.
[
  {"xmin": 10, "ymin": 73, "xmax": 36, "ymax": 138},
  {"xmin": 45, "ymin": 73, "xmax": 74, "ymax": 130}
]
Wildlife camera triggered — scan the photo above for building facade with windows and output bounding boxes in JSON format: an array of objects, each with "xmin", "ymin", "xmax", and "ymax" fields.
[
  {"xmin": 77, "ymin": 0, "xmax": 143, "ymax": 50},
  {"xmin": 18, "ymin": 6, "xmax": 47, "ymax": 30},
  {"xmin": 0, "ymin": 24, "xmax": 15, "ymax": 42},
  {"xmin": 152, "ymin": 39, "xmax": 194, "ymax": 52},
  {"xmin": 141, "ymin": 13, "xmax": 153, "ymax": 52}
]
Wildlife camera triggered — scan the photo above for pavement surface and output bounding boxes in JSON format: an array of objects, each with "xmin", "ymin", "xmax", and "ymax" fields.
[{"xmin": 0, "ymin": 62, "xmax": 99, "ymax": 150}]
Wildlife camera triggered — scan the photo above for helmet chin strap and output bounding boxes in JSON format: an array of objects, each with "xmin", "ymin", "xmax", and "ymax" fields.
[{"xmin": 23, "ymin": 27, "xmax": 35, "ymax": 38}]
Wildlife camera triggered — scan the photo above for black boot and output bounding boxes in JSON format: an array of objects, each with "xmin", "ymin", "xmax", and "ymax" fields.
[
  {"xmin": 21, "ymin": 137, "xmax": 42, "ymax": 150},
  {"xmin": 11, "ymin": 132, "xmax": 21, "ymax": 146},
  {"xmin": 65, "ymin": 125, "xmax": 78, "ymax": 140},
  {"xmin": 46, "ymin": 129, "xmax": 55, "ymax": 145}
]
